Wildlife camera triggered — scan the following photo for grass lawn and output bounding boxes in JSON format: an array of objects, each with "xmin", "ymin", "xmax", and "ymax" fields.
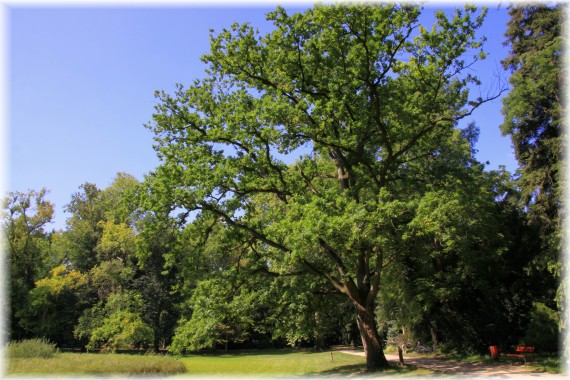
[
  {"xmin": 6, "ymin": 352, "xmax": 186, "ymax": 376},
  {"xmin": 178, "ymin": 349, "xmax": 435, "ymax": 377},
  {"xmin": 517, "ymin": 355, "xmax": 562, "ymax": 374},
  {"xmin": 5, "ymin": 349, "xmax": 435, "ymax": 377}
]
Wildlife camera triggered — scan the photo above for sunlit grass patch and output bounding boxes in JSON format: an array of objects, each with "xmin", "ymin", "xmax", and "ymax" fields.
[
  {"xmin": 6, "ymin": 349, "xmax": 437, "ymax": 377},
  {"xmin": 524, "ymin": 355, "xmax": 562, "ymax": 374},
  {"xmin": 178, "ymin": 349, "xmax": 435, "ymax": 377}
]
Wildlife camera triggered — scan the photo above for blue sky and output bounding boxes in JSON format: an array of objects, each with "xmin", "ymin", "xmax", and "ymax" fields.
[{"xmin": 7, "ymin": 3, "xmax": 517, "ymax": 231}]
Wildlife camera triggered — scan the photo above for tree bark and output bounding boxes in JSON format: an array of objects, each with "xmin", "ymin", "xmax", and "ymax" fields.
[
  {"xmin": 356, "ymin": 308, "xmax": 390, "ymax": 370},
  {"xmin": 224, "ymin": 333, "xmax": 229, "ymax": 352},
  {"xmin": 153, "ymin": 336, "xmax": 160, "ymax": 353},
  {"xmin": 430, "ymin": 324, "xmax": 438, "ymax": 353},
  {"xmin": 397, "ymin": 345, "xmax": 404, "ymax": 366},
  {"xmin": 350, "ymin": 320, "xmax": 359, "ymax": 348},
  {"xmin": 306, "ymin": 239, "xmax": 389, "ymax": 369}
]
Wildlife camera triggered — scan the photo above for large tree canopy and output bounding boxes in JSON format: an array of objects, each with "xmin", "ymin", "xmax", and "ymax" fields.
[{"xmin": 146, "ymin": 4, "xmax": 501, "ymax": 369}]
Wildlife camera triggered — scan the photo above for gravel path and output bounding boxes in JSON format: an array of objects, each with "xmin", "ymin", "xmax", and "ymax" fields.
[{"xmin": 337, "ymin": 349, "xmax": 565, "ymax": 378}]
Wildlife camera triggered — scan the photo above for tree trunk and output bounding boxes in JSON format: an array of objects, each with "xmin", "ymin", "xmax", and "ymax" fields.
[
  {"xmin": 430, "ymin": 325, "xmax": 438, "ymax": 353},
  {"xmin": 153, "ymin": 337, "xmax": 160, "ymax": 353},
  {"xmin": 153, "ymin": 317, "xmax": 161, "ymax": 353},
  {"xmin": 350, "ymin": 320, "xmax": 359, "ymax": 348},
  {"xmin": 397, "ymin": 345, "xmax": 404, "ymax": 366},
  {"xmin": 314, "ymin": 311, "xmax": 325, "ymax": 351},
  {"xmin": 356, "ymin": 309, "xmax": 390, "ymax": 370}
]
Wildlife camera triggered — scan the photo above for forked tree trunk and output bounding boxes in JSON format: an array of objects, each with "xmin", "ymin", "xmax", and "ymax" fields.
[
  {"xmin": 312, "ymin": 237, "xmax": 389, "ymax": 369},
  {"xmin": 356, "ymin": 308, "xmax": 390, "ymax": 370}
]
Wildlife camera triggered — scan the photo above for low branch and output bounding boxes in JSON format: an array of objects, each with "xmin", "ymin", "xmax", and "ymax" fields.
[
  {"xmin": 300, "ymin": 258, "xmax": 345, "ymax": 293},
  {"xmin": 366, "ymin": 248, "xmax": 384, "ymax": 309},
  {"xmin": 318, "ymin": 237, "xmax": 349, "ymax": 278}
]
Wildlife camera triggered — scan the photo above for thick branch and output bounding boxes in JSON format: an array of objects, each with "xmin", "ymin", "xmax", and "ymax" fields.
[
  {"xmin": 366, "ymin": 248, "xmax": 384, "ymax": 309},
  {"xmin": 318, "ymin": 237, "xmax": 349, "ymax": 277},
  {"xmin": 300, "ymin": 258, "xmax": 345, "ymax": 293},
  {"xmin": 199, "ymin": 203, "xmax": 290, "ymax": 253}
]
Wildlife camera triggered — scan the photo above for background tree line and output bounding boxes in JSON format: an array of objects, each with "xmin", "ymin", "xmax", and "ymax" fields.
[{"xmin": 2, "ymin": 3, "xmax": 563, "ymax": 369}]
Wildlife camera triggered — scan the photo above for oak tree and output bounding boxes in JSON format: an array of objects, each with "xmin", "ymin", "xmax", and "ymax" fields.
[{"xmin": 146, "ymin": 4, "xmax": 500, "ymax": 369}]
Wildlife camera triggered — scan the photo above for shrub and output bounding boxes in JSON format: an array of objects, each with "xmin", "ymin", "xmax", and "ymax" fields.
[
  {"xmin": 7, "ymin": 338, "xmax": 58, "ymax": 358},
  {"xmin": 522, "ymin": 302, "xmax": 559, "ymax": 353},
  {"xmin": 87, "ymin": 310, "xmax": 154, "ymax": 351}
]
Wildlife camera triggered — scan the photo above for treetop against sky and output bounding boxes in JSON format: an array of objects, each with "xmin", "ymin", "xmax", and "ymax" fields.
[{"xmin": 7, "ymin": 3, "xmax": 515, "ymax": 230}]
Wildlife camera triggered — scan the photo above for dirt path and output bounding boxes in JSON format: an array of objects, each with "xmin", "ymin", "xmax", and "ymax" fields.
[{"xmin": 337, "ymin": 348, "xmax": 565, "ymax": 378}]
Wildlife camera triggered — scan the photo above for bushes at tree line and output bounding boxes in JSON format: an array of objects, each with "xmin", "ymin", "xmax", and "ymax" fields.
[{"xmin": 7, "ymin": 338, "xmax": 58, "ymax": 358}]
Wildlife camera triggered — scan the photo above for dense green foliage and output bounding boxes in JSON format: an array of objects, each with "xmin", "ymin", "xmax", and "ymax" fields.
[
  {"xmin": 2, "ymin": 3, "xmax": 562, "ymax": 373},
  {"xmin": 522, "ymin": 302, "xmax": 560, "ymax": 353},
  {"xmin": 501, "ymin": 3, "xmax": 563, "ymax": 309},
  {"xmin": 500, "ymin": 3, "xmax": 564, "ymax": 355},
  {"xmin": 2, "ymin": 189, "xmax": 55, "ymax": 341},
  {"xmin": 502, "ymin": 5, "xmax": 563, "ymax": 239}
]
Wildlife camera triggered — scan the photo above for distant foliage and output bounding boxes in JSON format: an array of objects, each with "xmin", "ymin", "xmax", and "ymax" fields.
[
  {"xmin": 76, "ymin": 291, "xmax": 154, "ymax": 351},
  {"xmin": 7, "ymin": 338, "xmax": 58, "ymax": 358},
  {"xmin": 169, "ymin": 277, "xmax": 256, "ymax": 354},
  {"xmin": 88, "ymin": 311, "xmax": 154, "ymax": 352}
]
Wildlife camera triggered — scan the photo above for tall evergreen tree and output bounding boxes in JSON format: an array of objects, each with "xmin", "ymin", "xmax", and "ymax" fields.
[
  {"xmin": 501, "ymin": 4, "xmax": 565, "ymax": 346},
  {"xmin": 501, "ymin": 4, "xmax": 563, "ymax": 273}
]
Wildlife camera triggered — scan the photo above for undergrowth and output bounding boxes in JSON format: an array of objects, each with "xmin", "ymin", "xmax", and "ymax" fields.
[{"xmin": 7, "ymin": 338, "xmax": 58, "ymax": 359}]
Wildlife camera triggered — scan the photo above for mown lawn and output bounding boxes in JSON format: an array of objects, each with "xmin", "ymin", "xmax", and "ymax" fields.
[
  {"xmin": 5, "ymin": 349, "xmax": 435, "ymax": 377},
  {"xmin": 178, "ymin": 349, "xmax": 435, "ymax": 377}
]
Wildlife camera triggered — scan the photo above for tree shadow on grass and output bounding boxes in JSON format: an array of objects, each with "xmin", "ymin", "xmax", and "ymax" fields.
[
  {"xmin": 303, "ymin": 363, "xmax": 442, "ymax": 377},
  {"xmin": 302, "ymin": 363, "xmax": 368, "ymax": 377}
]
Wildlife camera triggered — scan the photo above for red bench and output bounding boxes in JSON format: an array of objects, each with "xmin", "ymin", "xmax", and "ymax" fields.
[{"xmin": 505, "ymin": 346, "xmax": 535, "ymax": 364}]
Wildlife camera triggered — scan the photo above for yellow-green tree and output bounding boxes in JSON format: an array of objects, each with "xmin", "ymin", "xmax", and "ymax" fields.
[
  {"xmin": 2, "ymin": 189, "xmax": 54, "ymax": 340},
  {"xmin": 18, "ymin": 265, "xmax": 88, "ymax": 346}
]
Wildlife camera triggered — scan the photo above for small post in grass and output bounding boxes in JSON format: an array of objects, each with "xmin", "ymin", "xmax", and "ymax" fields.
[{"xmin": 330, "ymin": 351, "xmax": 334, "ymax": 361}]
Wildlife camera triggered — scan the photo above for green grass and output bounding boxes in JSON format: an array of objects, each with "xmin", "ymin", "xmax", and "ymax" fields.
[
  {"xmin": 433, "ymin": 352, "xmax": 498, "ymax": 364},
  {"xmin": 522, "ymin": 355, "xmax": 562, "ymax": 374},
  {"xmin": 178, "ymin": 349, "xmax": 434, "ymax": 377},
  {"xmin": 7, "ymin": 352, "xmax": 186, "ymax": 376},
  {"xmin": 5, "ymin": 349, "xmax": 435, "ymax": 377}
]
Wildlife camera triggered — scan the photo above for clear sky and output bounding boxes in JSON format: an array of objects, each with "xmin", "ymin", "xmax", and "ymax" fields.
[{"xmin": 6, "ymin": 2, "xmax": 517, "ymax": 231}]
